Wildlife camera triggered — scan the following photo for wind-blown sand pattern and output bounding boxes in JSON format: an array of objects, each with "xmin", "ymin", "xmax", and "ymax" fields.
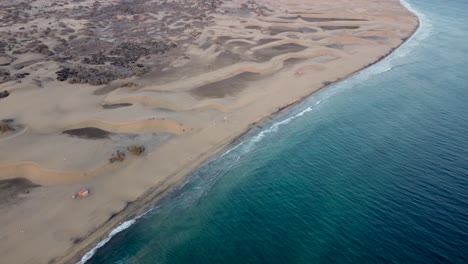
[{"xmin": 0, "ymin": 0, "xmax": 418, "ymax": 263}]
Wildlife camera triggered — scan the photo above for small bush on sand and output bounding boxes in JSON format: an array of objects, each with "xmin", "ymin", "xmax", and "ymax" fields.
[
  {"xmin": 127, "ymin": 145, "xmax": 145, "ymax": 156},
  {"xmin": 0, "ymin": 121, "xmax": 15, "ymax": 134},
  {"xmin": 109, "ymin": 150, "xmax": 126, "ymax": 163}
]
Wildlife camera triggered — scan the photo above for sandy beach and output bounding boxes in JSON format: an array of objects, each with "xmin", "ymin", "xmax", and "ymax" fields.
[{"xmin": 0, "ymin": 0, "xmax": 418, "ymax": 263}]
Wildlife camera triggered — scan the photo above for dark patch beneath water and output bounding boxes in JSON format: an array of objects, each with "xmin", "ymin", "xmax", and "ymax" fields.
[{"xmin": 63, "ymin": 127, "xmax": 112, "ymax": 139}]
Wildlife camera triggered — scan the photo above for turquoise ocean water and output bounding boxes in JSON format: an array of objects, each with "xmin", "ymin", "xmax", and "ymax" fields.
[{"xmin": 83, "ymin": 0, "xmax": 468, "ymax": 263}]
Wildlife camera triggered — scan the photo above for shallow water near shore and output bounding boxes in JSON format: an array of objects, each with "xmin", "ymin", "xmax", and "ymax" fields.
[{"xmin": 85, "ymin": 0, "xmax": 468, "ymax": 263}]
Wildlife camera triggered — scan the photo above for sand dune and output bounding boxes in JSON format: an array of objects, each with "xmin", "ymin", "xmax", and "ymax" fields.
[{"xmin": 142, "ymin": 50, "xmax": 344, "ymax": 93}]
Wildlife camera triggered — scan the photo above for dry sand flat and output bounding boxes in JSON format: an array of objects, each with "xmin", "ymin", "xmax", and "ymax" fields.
[{"xmin": 0, "ymin": 0, "xmax": 418, "ymax": 263}]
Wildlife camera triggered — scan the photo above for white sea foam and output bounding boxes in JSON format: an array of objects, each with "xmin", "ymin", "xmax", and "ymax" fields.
[
  {"xmin": 77, "ymin": 219, "xmax": 137, "ymax": 264},
  {"xmin": 78, "ymin": 1, "xmax": 428, "ymax": 263},
  {"xmin": 238, "ymin": 106, "xmax": 314, "ymax": 153},
  {"xmin": 366, "ymin": 0, "xmax": 431, "ymax": 75},
  {"xmin": 220, "ymin": 107, "xmax": 315, "ymax": 157}
]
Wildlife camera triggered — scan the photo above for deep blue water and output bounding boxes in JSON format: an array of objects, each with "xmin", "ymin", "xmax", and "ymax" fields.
[{"xmin": 83, "ymin": 0, "xmax": 468, "ymax": 263}]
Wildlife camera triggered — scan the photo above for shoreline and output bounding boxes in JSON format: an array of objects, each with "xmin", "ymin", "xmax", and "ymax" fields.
[
  {"xmin": 0, "ymin": 0, "xmax": 421, "ymax": 262},
  {"xmin": 64, "ymin": 4, "xmax": 422, "ymax": 264}
]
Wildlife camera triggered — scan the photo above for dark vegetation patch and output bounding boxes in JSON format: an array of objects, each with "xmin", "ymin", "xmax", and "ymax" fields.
[
  {"xmin": 191, "ymin": 72, "xmax": 262, "ymax": 98},
  {"xmin": 0, "ymin": 119, "xmax": 16, "ymax": 133},
  {"xmin": 14, "ymin": 72, "xmax": 30, "ymax": 79},
  {"xmin": 84, "ymin": 41, "xmax": 176, "ymax": 67},
  {"xmin": 269, "ymin": 26, "xmax": 317, "ymax": 35},
  {"xmin": 102, "ymin": 103, "xmax": 133, "ymax": 109},
  {"xmin": 93, "ymin": 82, "xmax": 138, "ymax": 95},
  {"xmin": 0, "ymin": 0, "xmax": 226, "ymax": 85},
  {"xmin": 256, "ymin": 38, "xmax": 282, "ymax": 46},
  {"xmin": 62, "ymin": 127, "xmax": 112, "ymax": 139},
  {"xmin": 254, "ymin": 43, "xmax": 308, "ymax": 61},
  {"xmin": 0, "ymin": 90, "xmax": 10, "ymax": 99},
  {"xmin": 302, "ymin": 17, "xmax": 367, "ymax": 22},
  {"xmin": 0, "ymin": 178, "xmax": 38, "ymax": 207},
  {"xmin": 0, "ymin": 69, "xmax": 12, "ymax": 83},
  {"xmin": 359, "ymin": 36, "xmax": 388, "ymax": 41},
  {"xmin": 56, "ymin": 65, "xmax": 130, "ymax": 85},
  {"xmin": 127, "ymin": 145, "xmax": 145, "ymax": 156},
  {"xmin": 245, "ymin": 25, "xmax": 263, "ymax": 30},
  {"xmin": 320, "ymin": 25, "xmax": 360, "ymax": 30},
  {"xmin": 109, "ymin": 150, "xmax": 126, "ymax": 163},
  {"xmin": 326, "ymin": 43, "xmax": 344, "ymax": 50},
  {"xmin": 279, "ymin": 16, "xmax": 367, "ymax": 23},
  {"xmin": 283, "ymin": 57, "xmax": 307, "ymax": 67}
]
